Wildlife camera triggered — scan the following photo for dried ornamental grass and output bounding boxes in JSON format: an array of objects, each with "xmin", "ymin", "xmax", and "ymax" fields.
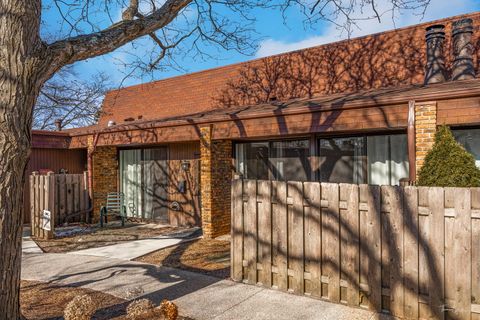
[
  {"xmin": 63, "ymin": 294, "xmax": 96, "ymax": 320},
  {"xmin": 126, "ymin": 298, "xmax": 155, "ymax": 320},
  {"xmin": 158, "ymin": 299, "xmax": 178, "ymax": 320}
]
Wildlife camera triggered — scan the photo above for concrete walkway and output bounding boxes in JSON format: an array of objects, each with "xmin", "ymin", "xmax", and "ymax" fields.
[
  {"xmin": 21, "ymin": 252, "xmax": 380, "ymax": 320},
  {"xmin": 21, "ymin": 226, "xmax": 43, "ymax": 254},
  {"xmin": 22, "ymin": 238, "xmax": 43, "ymax": 254},
  {"xmin": 66, "ymin": 227, "xmax": 202, "ymax": 260}
]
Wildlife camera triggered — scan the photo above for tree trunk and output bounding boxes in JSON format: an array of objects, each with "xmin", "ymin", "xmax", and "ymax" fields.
[{"xmin": 0, "ymin": 0, "xmax": 45, "ymax": 318}]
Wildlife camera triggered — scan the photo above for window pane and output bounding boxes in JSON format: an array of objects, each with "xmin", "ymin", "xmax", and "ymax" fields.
[
  {"xmin": 119, "ymin": 149, "xmax": 142, "ymax": 218},
  {"xmin": 235, "ymin": 142, "xmax": 269, "ymax": 180},
  {"xmin": 367, "ymin": 134, "xmax": 409, "ymax": 186},
  {"xmin": 319, "ymin": 137, "xmax": 366, "ymax": 183},
  {"xmin": 270, "ymin": 140, "xmax": 310, "ymax": 181},
  {"xmin": 453, "ymin": 128, "xmax": 480, "ymax": 168},
  {"xmin": 389, "ymin": 134, "xmax": 409, "ymax": 185},
  {"xmin": 143, "ymin": 148, "xmax": 169, "ymax": 223}
]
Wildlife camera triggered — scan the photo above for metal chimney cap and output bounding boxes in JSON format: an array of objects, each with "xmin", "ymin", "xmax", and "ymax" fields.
[
  {"xmin": 425, "ymin": 24, "xmax": 446, "ymax": 39},
  {"xmin": 452, "ymin": 18, "xmax": 474, "ymax": 36},
  {"xmin": 453, "ymin": 18, "xmax": 473, "ymax": 27}
]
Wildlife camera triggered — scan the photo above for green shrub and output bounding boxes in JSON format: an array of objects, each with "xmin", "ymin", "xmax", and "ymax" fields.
[{"xmin": 417, "ymin": 125, "xmax": 480, "ymax": 187}]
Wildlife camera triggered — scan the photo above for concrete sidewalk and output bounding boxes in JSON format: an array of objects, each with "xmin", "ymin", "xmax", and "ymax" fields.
[
  {"xmin": 21, "ymin": 226, "xmax": 43, "ymax": 254},
  {"xmin": 22, "ymin": 238, "xmax": 43, "ymax": 254},
  {"xmin": 66, "ymin": 227, "xmax": 202, "ymax": 260},
  {"xmin": 22, "ymin": 252, "xmax": 378, "ymax": 320}
]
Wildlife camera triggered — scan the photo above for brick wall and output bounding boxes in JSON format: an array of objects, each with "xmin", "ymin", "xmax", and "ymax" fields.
[
  {"xmin": 415, "ymin": 102, "xmax": 437, "ymax": 177},
  {"xmin": 91, "ymin": 146, "xmax": 118, "ymax": 222},
  {"xmin": 200, "ymin": 125, "xmax": 233, "ymax": 238}
]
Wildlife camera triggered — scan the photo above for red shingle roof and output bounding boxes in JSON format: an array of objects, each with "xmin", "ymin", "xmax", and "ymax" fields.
[{"xmin": 97, "ymin": 12, "xmax": 480, "ymax": 128}]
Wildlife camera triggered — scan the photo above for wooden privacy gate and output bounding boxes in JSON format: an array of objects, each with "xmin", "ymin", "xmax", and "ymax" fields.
[
  {"xmin": 30, "ymin": 172, "xmax": 90, "ymax": 239},
  {"xmin": 231, "ymin": 179, "xmax": 480, "ymax": 319}
]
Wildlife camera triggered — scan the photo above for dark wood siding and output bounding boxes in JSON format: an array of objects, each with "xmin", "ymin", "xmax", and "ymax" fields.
[
  {"xmin": 437, "ymin": 96, "xmax": 480, "ymax": 126},
  {"xmin": 167, "ymin": 142, "xmax": 201, "ymax": 227},
  {"xmin": 24, "ymin": 148, "xmax": 88, "ymax": 223},
  {"xmin": 70, "ymin": 103, "xmax": 409, "ymax": 148}
]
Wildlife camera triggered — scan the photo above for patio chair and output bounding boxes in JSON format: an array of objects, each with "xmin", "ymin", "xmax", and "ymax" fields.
[{"xmin": 100, "ymin": 192, "xmax": 126, "ymax": 227}]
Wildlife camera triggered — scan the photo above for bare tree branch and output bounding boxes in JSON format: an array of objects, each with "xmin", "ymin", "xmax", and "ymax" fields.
[
  {"xmin": 47, "ymin": 0, "xmax": 193, "ymax": 73},
  {"xmin": 285, "ymin": 0, "xmax": 431, "ymax": 36},
  {"xmin": 33, "ymin": 68, "xmax": 109, "ymax": 130}
]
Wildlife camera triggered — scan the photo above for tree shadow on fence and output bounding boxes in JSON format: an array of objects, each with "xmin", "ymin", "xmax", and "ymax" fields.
[{"xmin": 232, "ymin": 181, "xmax": 475, "ymax": 319}]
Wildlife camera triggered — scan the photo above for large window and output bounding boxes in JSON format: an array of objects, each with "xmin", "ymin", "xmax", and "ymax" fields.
[
  {"xmin": 318, "ymin": 134, "xmax": 408, "ymax": 185},
  {"xmin": 235, "ymin": 134, "xmax": 409, "ymax": 185},
  {"xmin": 235, "ymin": 139, "xmax": 311, "ymax": 181},
  {"xmin": 453, "ymin": 128, "xmax": 480, "ymax": 168}
]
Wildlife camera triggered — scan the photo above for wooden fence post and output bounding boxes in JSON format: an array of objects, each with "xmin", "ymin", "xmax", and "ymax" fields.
[
  {"xmin": 304, "ymin": 181, "xmax": 321, "ymax": 298},
  {"xmin": 257, "ymin": 180, "xmax": 272, "ymax": 287},
  {"xmin": 243, "ymin": 179, "xmax": 257, "ymax": 285},
  {"xmin": 231, "ymin": 178, "xmax": 243, "ymax": 282},
  {"xmin": 30, "ymin": 172, "xmax": 38, "ymax": 237},
  {"xmin": 321, "ymin": 183, "xmax": 340, "ymax": 303},
  {"xmin": 45, "ymin": 171, "xmax": 55, "ymax": 239}
]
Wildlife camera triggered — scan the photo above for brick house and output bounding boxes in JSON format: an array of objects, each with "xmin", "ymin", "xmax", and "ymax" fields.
[{"xmin": 32, "ymin": 12, "xmax": 480, "ymax": 238}]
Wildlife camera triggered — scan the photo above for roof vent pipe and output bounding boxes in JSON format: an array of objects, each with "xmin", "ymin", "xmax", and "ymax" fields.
[
  {"xmin": 107, "ymin": 120, "xmax": 116, "ymax": 127},
  {"xmin": 54, "ymin": 119, "xmax": 62, "ymax": 131},
  {"xmin": 425, "ymin": 24, "xmax": 447, "ymax": 85},
  {"xmin": 452, "ymin": 18, "xmax": 475, "ymax": 81}
]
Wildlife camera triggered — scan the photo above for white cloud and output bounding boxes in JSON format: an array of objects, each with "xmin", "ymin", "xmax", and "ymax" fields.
[{"xmin": 256, "ymin": 0, "xmax": 478, "ymax": 58}]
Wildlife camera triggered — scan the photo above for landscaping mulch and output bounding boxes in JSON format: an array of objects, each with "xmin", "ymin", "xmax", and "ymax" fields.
[
  {"xmin": 33, "ymin": 223, "xmax": 194, "ymax": 253},
  {"xmin": 135, "ymin": 238, "xmax": 230, "ymax": 279},
  {"xmin": 21, "ymin": 280, "xmax": 194, "ymax": 320}
]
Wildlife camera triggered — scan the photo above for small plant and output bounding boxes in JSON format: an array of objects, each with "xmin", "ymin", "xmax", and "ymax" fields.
[
  {"xmin": 126, "ymin": 299, "xmax": 155, "ymax": 320},
  {"xmin": 64, "ymin": 294, "xmax": 96, "ymax": 320},
  {"xmin": 157, "ymin": 299, "xmax": 178, "ymax": 320},
  {"xmin": 417, "ymin": 125, "xmax": 480, "ymax": 187}
]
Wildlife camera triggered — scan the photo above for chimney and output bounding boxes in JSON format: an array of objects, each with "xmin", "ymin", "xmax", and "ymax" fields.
[
  {"xmin": 452, "ymin": 18, "xmax": 475, "ymax": 81},
  {"xmin": 54, "ymin": 119, "xmax": 62, "ymax": 131},
  {"xmin": 425, "ymin": 24, "xmax": 447, "ymax": 84}
]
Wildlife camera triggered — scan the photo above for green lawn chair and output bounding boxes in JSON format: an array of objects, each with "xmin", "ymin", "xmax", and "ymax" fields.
[{"xmin": 100, "ymin": 192, "xmax": 126, "ymax": 227}]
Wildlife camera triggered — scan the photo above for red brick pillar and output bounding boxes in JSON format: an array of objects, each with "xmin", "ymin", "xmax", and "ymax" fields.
[
  {"xmin": 90, "ymin": 145, "xmax": 118, "ymax": 223},
  {"xmin": 415, "ymin": 101, "xmax": 437, "ymax": 178},
  {"xmin": 200, "ymin": 125, "xmax": 233, "ymax": 238}
]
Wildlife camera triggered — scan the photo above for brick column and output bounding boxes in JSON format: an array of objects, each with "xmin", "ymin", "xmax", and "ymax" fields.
[
  {"xmin": 200, "ymin": 125, "xmax": 233, "ymax": 238},
  {"xmin": 415, "ymin": 101, "xmax": 437, "ymax": 178},
  {"xmin": 91, "ymin": 145, "xmax": 118, "ymax": 222}
]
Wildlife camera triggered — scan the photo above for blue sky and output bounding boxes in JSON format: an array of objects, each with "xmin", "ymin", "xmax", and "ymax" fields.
[{"xmin": 42, "ymin": 0, "xmax": 480, "ymax": 88}]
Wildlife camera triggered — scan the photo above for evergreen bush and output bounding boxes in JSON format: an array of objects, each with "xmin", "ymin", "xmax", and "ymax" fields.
[{"xmin": 417, "ymin": 125, "xmax": 480, "ymax": 187}]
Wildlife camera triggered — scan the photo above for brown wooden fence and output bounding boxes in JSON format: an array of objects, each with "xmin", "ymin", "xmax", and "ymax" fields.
[
  {"xmin": 231, "ymin": 179, "xmax": 480, "ymax": 319},
  {"xmin": 30, "ymin": 171, "xmax": 90, "ymax": 239}
]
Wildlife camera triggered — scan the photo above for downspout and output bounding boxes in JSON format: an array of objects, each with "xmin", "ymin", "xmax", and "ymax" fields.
[{"xmin": 407, "ymin": 100, "xmax": 416, "ymax": 183}]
